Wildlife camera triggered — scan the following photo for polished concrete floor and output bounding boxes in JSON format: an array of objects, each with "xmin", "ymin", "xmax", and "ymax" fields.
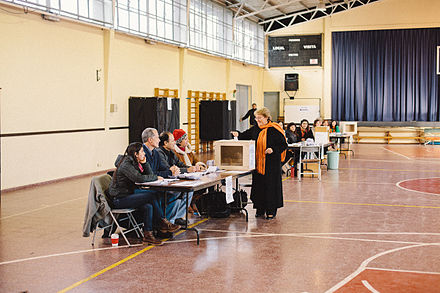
[{"xmin": 1, "ymin": 144, "xmax": 440, "ymax": 292}]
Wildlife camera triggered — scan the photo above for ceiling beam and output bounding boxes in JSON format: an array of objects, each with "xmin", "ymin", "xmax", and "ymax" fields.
[
  {"xmin": 235, "ymin": 0, "xmax": 302, "ymax": 20},
  {"xmin": 262, "ymin": 0, "xmax": 381, "ymax": 33}
]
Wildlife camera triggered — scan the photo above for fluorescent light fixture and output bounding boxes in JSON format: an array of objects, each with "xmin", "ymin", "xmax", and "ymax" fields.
[
  {"xmin": 316, "ymin": 0, "xmax": 326, "ymax": 11},
  {"xmin": 41, "ymin": 14, "xmax": 60, "ymax": 22}
]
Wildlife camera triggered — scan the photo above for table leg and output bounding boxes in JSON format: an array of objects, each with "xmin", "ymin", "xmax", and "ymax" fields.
[
  {"xmin": 183, "ymin": 191, "xmax": 200, "ymax": 245},
  {"xmin": 235, "ymin": 177, "xmax": 249, "ymax": 222}
]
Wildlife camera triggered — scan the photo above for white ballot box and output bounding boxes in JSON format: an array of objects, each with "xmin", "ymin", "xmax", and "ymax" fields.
[{"xmin": 214, "ymin": 140, "xmax": 255, "ymax": 171}]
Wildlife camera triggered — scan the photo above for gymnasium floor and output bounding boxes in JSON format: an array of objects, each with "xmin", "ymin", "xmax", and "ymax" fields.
[{"xmin": 1, "ymin": 144, "xmax": 439, "ymax": 292}]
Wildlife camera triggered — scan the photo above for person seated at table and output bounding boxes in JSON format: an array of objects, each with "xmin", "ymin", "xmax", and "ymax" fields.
[
  {"xmin": 322, "ymin": 120, "xmax": 330, "ymax": 127},
  {"xmin": 142, "ymin": 128, "xmax": 189, "ymax": 227},
  {"xmin": 283, "ymin": 122, "xmax": 299, "ymax": 172},
  {"xmin": 285, "ymin": 122, "xmax": 299, "ymax": 144},
  {"xmin": 108, "ymin": 142, "xmax": 180, "ymax": 245},
  {"xmin": 276, "ymin": 121, "xmax": 285, "ymax": 131},
  {"xmin": 295, "ymin": 119, "xmax": 314, "ymax": 141},
  {"xmin": 312, "ymin": 118, "xmax": 323, "ymax": 137},
  {"xmin": 172, "ymin": 129, "xmax": 208, "ymax": 216},
  {"xmin": 330, "ymin": 120, "xmax": 341, "ymax": 133},
  {"xmin": 157, "ymin": 131, "xmax": 196, "ymax": 226},
  {"xmin": 172, "ymin": 129, "xmax": 207, "ymax": 171}
]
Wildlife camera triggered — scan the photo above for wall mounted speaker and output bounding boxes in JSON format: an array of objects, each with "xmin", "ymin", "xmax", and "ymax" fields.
[{"xmin": 284, "ymin": 73, "xmax": 299, "ymax": 91}]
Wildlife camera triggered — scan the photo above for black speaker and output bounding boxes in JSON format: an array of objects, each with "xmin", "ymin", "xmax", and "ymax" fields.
[{"xmin": 284, "ymin": 73, "xmax": 299, "ymax": 91}]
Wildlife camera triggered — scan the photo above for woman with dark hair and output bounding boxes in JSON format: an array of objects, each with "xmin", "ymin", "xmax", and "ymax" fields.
[
  {"xmin": 108, "ymin": 142, "xmax": 180, "ymax": 245},
  {"xmin": 231, "ymin": 107, "xmax": 287, "ymax": 219},
  {"xmin": 295, "ymin": 119, "xmax": 314, "ymax": 141},
  {"xmin": 285, "ymin": 122, "xmax": 299, "ymax": 144},
  {"xmin": 330, "ymin": 120, "xmax": 340, "ymax": 133}
]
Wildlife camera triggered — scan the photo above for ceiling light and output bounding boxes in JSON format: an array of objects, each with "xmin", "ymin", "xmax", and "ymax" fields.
[
  {"xmin": 316, "ymin": 0, "xmax": 326, "ymax": 11},
  {"xmin": 41, "ymin": 14, "xmax": 60, "ymax": 22}
]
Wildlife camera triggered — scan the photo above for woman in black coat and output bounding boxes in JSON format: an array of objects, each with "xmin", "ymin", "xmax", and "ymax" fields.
[
  {"xmin": 232, "ymin": 107, "xmax": 287, "ymax": 219},
  {"xmin": 108, "ymin": 142, "xmax": 180, "ymax": 245},
  {"xmin": 295, "ymin": 119, "xmax": 314, "ymax": 141}
]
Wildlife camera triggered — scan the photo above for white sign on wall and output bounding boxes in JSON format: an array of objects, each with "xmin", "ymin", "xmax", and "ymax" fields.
[{"xmin": 285, "ymin": 105, "xmax": 320, "ymax": 124}]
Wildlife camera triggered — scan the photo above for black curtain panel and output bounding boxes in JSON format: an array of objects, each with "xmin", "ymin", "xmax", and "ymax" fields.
[
  {"xmin": 199, "ymin": 100, "xmax": 236, "ymax": 140},
  {"xmin": 332, "ymin": 28, "xmax": 440, "ymax": 121},
  {"xmin": 129, "ymin": 97, "xmax": 180, "ymax": 143}
]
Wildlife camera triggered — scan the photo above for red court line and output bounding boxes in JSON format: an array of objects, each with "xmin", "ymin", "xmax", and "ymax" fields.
[{"xmin": 336, "ymin": 268, "xmax": 440, "ymax": 293}]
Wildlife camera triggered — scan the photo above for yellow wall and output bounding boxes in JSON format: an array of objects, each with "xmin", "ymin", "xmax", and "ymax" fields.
[
  {"xmin": 0, "ymin": 5, "xmax": 264, "ymax": 189},
  {"xmin": 265, "ymin": 0, "xmax": 440, "ymax": 120}
]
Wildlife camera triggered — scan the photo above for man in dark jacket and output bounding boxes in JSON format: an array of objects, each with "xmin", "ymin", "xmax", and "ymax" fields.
[
  {"xmin": 142, "ymin": 128, "xmax": 191, "ymax": 226},
  {"xmin": 241, "ymin": 103, "xmax": 257, "ymax": 126}
]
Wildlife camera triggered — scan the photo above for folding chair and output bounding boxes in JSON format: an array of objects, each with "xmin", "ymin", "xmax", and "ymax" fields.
[
  {"xmin": 90, "ymin": 174, "xmax": 144, "ymax": 247},
  {"xmin": 298, "ymin": 145, "xmax": 322, "ymax": 181}
]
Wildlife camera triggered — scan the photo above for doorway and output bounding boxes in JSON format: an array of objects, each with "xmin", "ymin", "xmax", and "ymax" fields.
[
  {"xmin": 236, "ymin": 84, "xmax": 250, "ymax": 132},
  {"xmin": 264, "ymin": 92, "xmax": 280, "ymax": 121}
]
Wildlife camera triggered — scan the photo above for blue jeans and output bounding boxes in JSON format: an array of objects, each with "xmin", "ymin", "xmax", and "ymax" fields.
[
  {"xmin": 165, "ymin": 191, "xmax": 194, "ymax": 224},
  {"xmin": 112, "ymin": 189, "xmax": 163, "ymax": 231}
]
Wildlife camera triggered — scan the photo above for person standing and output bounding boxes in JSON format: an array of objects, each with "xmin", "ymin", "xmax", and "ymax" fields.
[
  {"xmin": 240, "ymin": 103, "xmax": 257, "ymax": 126},
  {"xmin": 231, "ymin": 107, "xmax": 287, "ymax": 219}
]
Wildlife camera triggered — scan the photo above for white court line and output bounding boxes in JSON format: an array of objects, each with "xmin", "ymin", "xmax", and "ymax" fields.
[
  {"xmin": 2, "ymin": 231, "xmax": 440, "ymax": 267},
  {"xmin": 366, "ymin": 267, "xmax": 440, "ymax": 275},
  {"xmin": 382, "ymin": 146, "xmax": 413, "ymax": 160},
  {"xmin": 0, "ymin": 196, "xmax": 87, "ymax": 221},
  {"xmin": 0, "ymin": 243, "xmax": 142, "ymax": 266},
  {"xmin": 199, "ymin": 229, "xmax": 440, "ymax": 237},
  {"xmin": 324, "ymin": 243, "xmax": 440, "ymax": 293},
  {"xmin": 361, "ymin": 280, "xmax": 380, "ymax": 293},
  {"xmin": 396, "ymin": 177, "xmax": 440, "ymax": 197}
]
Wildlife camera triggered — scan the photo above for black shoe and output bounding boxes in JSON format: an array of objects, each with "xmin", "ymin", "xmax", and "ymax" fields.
[
  {"xmin": 255, "ymin": 209, "xmax": 265, "ymax": 218},
  {"xmin": 155, "ymin": 230, "xmax": 174, "ymax": 239},
  {"xmin": 174, "ymin": 218, "xmax": 188, "ymax": 226}
]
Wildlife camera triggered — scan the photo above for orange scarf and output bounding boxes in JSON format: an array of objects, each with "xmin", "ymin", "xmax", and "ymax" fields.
[{"xmin": 256, "ymin": 122, "xmax": 287, "ymax": 175}]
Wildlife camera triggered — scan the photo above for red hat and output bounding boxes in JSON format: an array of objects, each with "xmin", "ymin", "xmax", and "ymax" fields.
[{"xmin": 173, "ymin": 129, "xmax": 187, "ymax": 144}]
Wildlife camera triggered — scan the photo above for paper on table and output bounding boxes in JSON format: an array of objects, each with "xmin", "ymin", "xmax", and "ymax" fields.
[
  {"xmin": 225, "ymin": 176, "xmax": 233, "ymax": 204},
  {"xmin": 172, "ymin": 180, "xmax": 205, "ymax": 187},
  {"xmin": 136, "ymin": 178, "xmax": 179, "ymax": 185}
]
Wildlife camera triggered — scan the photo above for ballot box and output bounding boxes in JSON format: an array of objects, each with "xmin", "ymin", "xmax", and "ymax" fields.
[{"xmin": 213, "ymin": 140, "xmax": 255, "ymax": 170}]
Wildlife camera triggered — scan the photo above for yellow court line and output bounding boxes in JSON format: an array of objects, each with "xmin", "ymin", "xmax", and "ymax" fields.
[
  {"xmin": 284, "ymin": 200, "xmax": 440, "ymax": 209},
  {"xmin": 58, "ymin": 218, "xmax": 208, "ymax": 293},
  {"xmin": 339, "ymin": 167, "xmax": 440, "ymax": 173}
]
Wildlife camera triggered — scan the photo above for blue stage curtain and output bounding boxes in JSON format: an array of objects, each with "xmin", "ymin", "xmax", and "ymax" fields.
[{"xmin": 332, "ymin": 28, "xmax": 440, "ymax": 121}]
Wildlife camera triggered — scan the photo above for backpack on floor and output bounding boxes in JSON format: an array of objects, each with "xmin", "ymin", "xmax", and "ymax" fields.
[
  {"xmin": 206, "ymin": 191, "xmax": 231, "ymax": 218},
  {"xmin": 229, "ymin": 189, "xmax": 248, "ymax": 212}
]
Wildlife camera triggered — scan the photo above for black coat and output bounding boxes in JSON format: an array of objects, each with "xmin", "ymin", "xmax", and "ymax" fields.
[
  {"xmin": 285, "ymin": 129, "xmax": 299, "ymax": 144},
  {"xmin": 295, "ymin": 127, "xmax": 314, "ymax": 141},
  {"xmin": 108, "ymin": 155, "xmax": 157, "ymax": 198},
  {"xmin": 238, "ymin": 125, "xmax": 287, "ymax": 210},
  {"xmin": 242, "ymin": 109, "xmax": 257, "ymax": 125}
]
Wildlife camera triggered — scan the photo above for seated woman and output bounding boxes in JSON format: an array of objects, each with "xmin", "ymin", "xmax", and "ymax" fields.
[
  {"xmin": 285, "ymin": 122, "xmax": 299, "ymax": 144},
  {"xmin": 322, "ymin": 120, "xmax": 330, "ymax": 127},
  {"xmin": 283, "ymin": 122, "xmax": 299, "ymax": 174},
  {"xmin": 295, "ymin": 119, "xmax": 314, "ymax": 141},
  {"xmin": 330, "ymin": 120, "xmax": 340, "ymax": 133},
  {"xmin": 108, "ymin": 142, "xmax": 180, "ymax": 245},
  {"xmin": 172, "ymin": 129, "xmax": 206, "ymax": 171}
]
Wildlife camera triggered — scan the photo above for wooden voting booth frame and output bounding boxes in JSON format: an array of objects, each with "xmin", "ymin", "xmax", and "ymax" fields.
[{"xmin": 187, "ymin": 90, "xmax": 227, "ymax": 153}]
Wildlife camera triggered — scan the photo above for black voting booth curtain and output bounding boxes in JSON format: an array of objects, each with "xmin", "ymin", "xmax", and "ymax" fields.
[
  {"xmin": 129, "ymin": 97, "xmax": 180, "ymax": 143},
  {"xmin": 199, "ymin": 100, "xmax": 236, "ymax": 141},
  {"xmin": 332, "ymin": 28, "xmax": 440, "ymax": 121}
]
